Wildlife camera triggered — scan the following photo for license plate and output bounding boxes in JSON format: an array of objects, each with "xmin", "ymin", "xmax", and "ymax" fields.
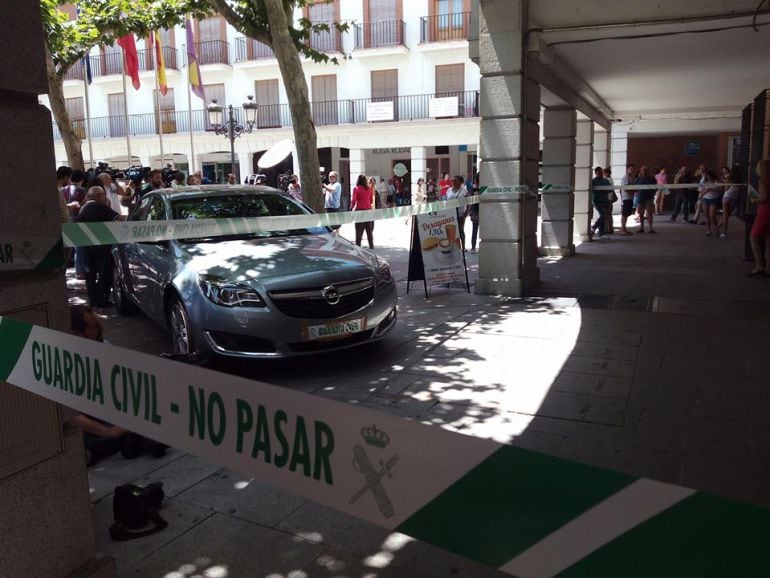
[{"xmin": 305, "ymin": 317, "xmax": 366, "ymax": 341}]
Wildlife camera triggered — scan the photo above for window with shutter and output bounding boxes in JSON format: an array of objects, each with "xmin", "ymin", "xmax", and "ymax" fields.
[
  {"xmin": 435, "ymin": 63, "xmax": 465, "ymax": 117},
  {"xmin": 204, "ymin": 84, "xmax": 227, "ymax": 130},
  {"xmin": 154, "ymin": 88, "xmax": 176, "ymax": 134},
  {"xmin": 255, "ymin": 80, "xmax": 281, "ymax": 128},
  {"xmin": 108, "ymin": 93, "xmax": 126, "ymax": 137},
  {"xmin": 66, "ymin": 97, "xmax": 85, "ymax": 140},
  {"xmin": 371, "ymin": 69, "xmax": 399, "ymax": 121},
  {"xmin": 312, "ymin": 75, "xmax": 338, "ymax": 125}
]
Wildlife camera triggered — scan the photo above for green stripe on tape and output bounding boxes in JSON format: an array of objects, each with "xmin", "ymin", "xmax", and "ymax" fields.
[
  {"xmin": 87, "ymin": 221, "xmax": 119, "ymax": 244},
  {"xmin": 32, "ymin": 239, "xmax": 64, "ymax": 272},
  {"xmin": 62, "ymin": 222, "xmax": 95, "ymax": 247},
  {"xmin": 557, "ymin": 493, "xmax": 770, "ymax": 577},
  {"xmin": 396, "ymin": 445, "xmax": 634, "ymax": 568},
  {"xmin": 0, "ymin": 317, "xmax": 32, "ymax": 381}
]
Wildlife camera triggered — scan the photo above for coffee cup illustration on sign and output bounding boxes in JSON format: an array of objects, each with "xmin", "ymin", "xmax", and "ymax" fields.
[{"xmin": 438, "ymin": 238, "xmax": 453, "ymax": 256}]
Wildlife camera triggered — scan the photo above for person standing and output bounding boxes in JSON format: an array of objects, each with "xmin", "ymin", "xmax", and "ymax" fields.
[
  {"xmin": 97, "ymin": 172, "xmax": 127, "ymax": 211},
  {"xmin": 701, "ymin": 169, "xmax": 722, "ymax": 237},
  {"xmin": 619, "ymin": 164, "xmax": 636, "ymax": 235},
  {"xmin": 412, "ymin": 178, "xmax": 427, "ymax": 204},
  {"xmin": 446, "ymin": 175, "xmax": 468, "ymax": 249},
  {"xmin": 634, "ymin": 166, "xmax": 657, "ymax": 234},
  {"xmin": 749, "ymin": 159, "xmax": 770, "ymax": 275},
  {"xmin": 64, "ymin": 170, "xmax": 88, "ymax": 277},
  {"xmin": 376, "ymin": 178, "xmax": 388, "ymax": 207},
  {"xmin": 654, "ymin": 167, "xmax": 669, "ymax": 215},
  {"xmin": 603, "ymin": 167, "xmax": 615, "ymax": 234},
  {"xmin": 467, "ymin": 174, "xmax": 481, "ymax": 253},
  {"xmin": 323, "ymin": 171, "xmax": 342, "ymax": 230},
  {"xmin": 670, "ymin": 166, "xmax": 692, "ymax": 223},
  {"xmin": 76, "ymin": 187, "xmax": 126, "ymax": 307},
  {"xmin": 719, "ymin": 166, "xmax": 743, "ymax": 238},
  {"xmin": 350, "ymin": 175, "xmax": 374, "ymax": 249},
  {"xmin": 288, "ymin": 175, "xmax": 303, "ymax": 203},
  {"xmin": 591, "ymin": 166, "xmax": 612, "ymax": 239}
]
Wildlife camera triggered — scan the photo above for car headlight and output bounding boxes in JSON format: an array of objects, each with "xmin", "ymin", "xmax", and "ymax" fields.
[
  {"xmin": 376, "ymin": 260, "xmax": 393, "ymax": 285},
  {"xmin": 199, "ymin": 277, "xmax": 265, "ymax": 307}
]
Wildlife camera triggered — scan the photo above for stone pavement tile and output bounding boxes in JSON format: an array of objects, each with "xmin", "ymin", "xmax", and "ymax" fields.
[
  {"xmin": 552, "ymin": 371, "xmax": 633, "ymax": 399},
  {"xmin": 305, "ymin": 548, "xmax": 431, "ymax": 578},
  {"xmin": 684, "ymin": 416, "xmax": 752, "ymax": 457},
  {"xmin": 511, "ymin": 429, "xmax": 567, "ymax": 455},
  {"xmin": 537, "ymin": 391, "xmax": 627, "ymax": 426},
  {"xmin": 561, "ymin": 355, "xmax": 636, "ymax": 378},
  {"xmin": 93, "ymin": 495, "xmax": 214, "ymax": 573},
  {"xmin": 356, "ymin": 395, "xmax": 438, "ymax": 421},
  {"xmin": 525, "ymin": 415, "xmax": 583, "ymax": 438},
  {"xmin": 87, "ymin": 471, "xmax": 131, "ymax": 503},
  {"xmin": 631, "ymin": 408, "xmax": 694, "ymax": 454},
  {"xmin": 570, "ymin": 341, "xmax": 639, "ymax": 361},
  {"xmin": 314, "ymin": 377, "xmax": 382, "ymax": 402},
  {"xmin": 574, "ymin": 330, "xmax": 644, "ymax": 347},
  {"xmin": 557, "ymin": 423, "xmax": 633, "ymax": 472},
  {"xmin": 175, "ymin": 469, "xmax": 307, "ymax": 528},
  {"xmin": 123, "ymin": 512, "xmax": 325, "ymax": 578},
  {"xmin": 616, "ymin": 446, "xmax": 687, "ymax": 485},
  {"xmin": 133, "ymin": 453, "xmax": 222, "ymax": 498},
  {"xmin": 695, "ymin": 383, "xmax": 770, "ymax": 422}
]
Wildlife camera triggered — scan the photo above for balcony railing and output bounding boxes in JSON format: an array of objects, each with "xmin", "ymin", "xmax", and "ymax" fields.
[
  {"xmin": 354, "ymin": 20, "xmax": 405, "ymax": 49},
  {"xmin": 196, "ymin": 40, "xmax": 230, "ymax": 65},
  {"xmin": 234, "ymin": 37, "xmax": 275, "ymax": 62},
  {"xmin": 97, "ymin": 51, "xmax": 124, "ymax": 76},
  {"xmin": 420, "ymin": 12, "xmax": 471, "ymax": 43},
  {"xmin": 51, "ymin": 91, "xmax": 480, "ymax": 140},
  {"xmin": 308, "ymin": 23, "xmax": 342, "ymax": 53},
  {"xmin": 137, "ymin": 46, "xmax": 180, "ymax": 71}
]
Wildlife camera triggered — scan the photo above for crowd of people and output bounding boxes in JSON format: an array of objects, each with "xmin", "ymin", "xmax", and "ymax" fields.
[{"xmin": 592, "ymin": 162, "xmax": 747, "ymax": 238}]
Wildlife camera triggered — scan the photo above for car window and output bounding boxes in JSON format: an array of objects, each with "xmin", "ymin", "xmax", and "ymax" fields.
[
  {"xmin": 171, "ymin": 193, "xmax": 306, "ymax": 220},
  {"xmin": 130, "ymin": 195, "xmax": 153, "ymax": 221},
  {"xmin": 147, "ymin": 197, "xmax": 166, "ymax": 221}
]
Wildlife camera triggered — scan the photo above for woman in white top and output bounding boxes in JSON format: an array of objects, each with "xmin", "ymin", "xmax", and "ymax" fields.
[
  {"xmin": 412, "ymin": 178, "xmax": 427, "ymax": 204},
  {"xmin": 446, "ymin": 175, "xmax": 468, "ymax": 250},
  {"xmin": 719, "ymin": 166, "xmax": 742, "ymax": 238},
  {"xmin": 701, "ymin": 169, "xmax": 722, "ymax": 237}
]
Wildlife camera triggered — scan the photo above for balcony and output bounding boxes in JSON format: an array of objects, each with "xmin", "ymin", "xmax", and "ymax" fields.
[
  {"xmin": 354, "ymin": 20, "xmax": 405, "ymax": 50},
  {"xmin": 64, "ymin": 59, "xmax": 87, "ymax": 81},
  {"xmin": 137, "ymin": 46, "xmax": 180, "ymax": 71},
  {"xmin": 420, "ymin": 12, "xmax": 471, "ymax": 43},
  {"xmin": 92, "ymin": 52, "xmax": 124, "ymax": 77},
  {"xmin": 51, "ymin": 91, "xmax": 480, "ymax": 140},
  {"xmin": 308, "ymin": 23, "xmax": 342, "ymax": 53},
  {"xmin": 196, "ymin": 40, "xmax": 230, "ymax": 65},
  {"xmin": 234, "ymin": 37, "xmax": 275, "ymax": 62}
]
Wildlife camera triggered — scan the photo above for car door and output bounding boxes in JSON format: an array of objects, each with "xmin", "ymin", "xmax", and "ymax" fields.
[{"xmin": 128, "ymin": 194, "xmax": 172, "ymax": 319}]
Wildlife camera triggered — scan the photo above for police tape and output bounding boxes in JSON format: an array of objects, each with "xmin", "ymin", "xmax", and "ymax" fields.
[
  {"xmin": 541, "ymin": 182, "xmax": 747, "ymax": 191},
  {"xmin": 62, "ymin": 193, "xmax": 504, "ymax": 248},
  {"xmin": 0, "ymin": 236, "xmax": 64, "ymax": 272},
  {"xmin": 2, "ymin": 314, "xmax": 770, "ymax": 576}
]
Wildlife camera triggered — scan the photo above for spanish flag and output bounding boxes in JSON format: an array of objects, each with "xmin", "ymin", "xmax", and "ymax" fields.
[
  {"xmin": 153, "ymin": 31, "xmax": 167, "ymax": 96},
  {"xmin": 185, "ymin": 18, "xmax": 204, "ymax": 100}
]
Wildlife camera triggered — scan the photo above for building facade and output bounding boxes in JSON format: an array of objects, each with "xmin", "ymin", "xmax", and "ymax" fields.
[{"xmin": 46, "ymin": 0, "xmax": 481, "ymax": 202}]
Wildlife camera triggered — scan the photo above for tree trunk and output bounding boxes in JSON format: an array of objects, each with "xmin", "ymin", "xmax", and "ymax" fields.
[
  {"xmin": 46, "ymin": 49, "xmax": 85, "ymax": 171},
  {"xmin": 263, "ymin": 0, "xmax": 324, "ymax": 212}
]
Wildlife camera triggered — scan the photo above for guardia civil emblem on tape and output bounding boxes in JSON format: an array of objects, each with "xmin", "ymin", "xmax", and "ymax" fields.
[{"xmin": 3, "ymin": 314, "xmax": 770, "ymax": 577}]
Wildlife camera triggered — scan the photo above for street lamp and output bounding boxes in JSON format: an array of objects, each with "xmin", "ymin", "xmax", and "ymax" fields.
[{"xmin": 207, "ymin": 95, "xmax": 258, "ymax": 182}]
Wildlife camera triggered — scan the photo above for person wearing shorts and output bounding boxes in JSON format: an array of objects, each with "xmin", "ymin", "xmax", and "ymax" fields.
[
  {"xmin": 634, "ymin": 166, "xmax": 657, "ymax": 234},
  {"xmin": 701, "ymin": 169, "xmax": 721, "ymax": 237},
  {"xmin": 619, "ymin": 164, "xmax": 636, "ymax": 235}
]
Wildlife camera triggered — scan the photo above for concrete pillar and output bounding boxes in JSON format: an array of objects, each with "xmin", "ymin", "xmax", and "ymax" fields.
[
  {"xmin": 475, "ymin": 0, "xmax": 540, "ymax": 296},
  {"xmin": 540, "ymin": 107, "xmax": 576, "ymax": 256},
  {"xmin": 610, "ymin": 123, "xmax": 631, "ymax": 192},
  {"xmin": 574, "ymin": 119, "xmax": 594, "ymax": 240},
  {"xmin": 349, "ymin": 148, "xmax": 366, "ymax": 195},
  {"xmin": 411, "ymin": 146, "xmax": 427, "ymax": 200},
  {"xmin": 238, "ymin": 151, "xmax": 252, "ymax": 183},
  {"xmin": 0, "ymin": 3, "xmax": 115, "ymax": 577}
]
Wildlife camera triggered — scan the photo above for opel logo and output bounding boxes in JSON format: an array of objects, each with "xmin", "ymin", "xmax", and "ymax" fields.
[{"xmin": 322, "ymin": 285, "xmax": 340, "ymax": 305}]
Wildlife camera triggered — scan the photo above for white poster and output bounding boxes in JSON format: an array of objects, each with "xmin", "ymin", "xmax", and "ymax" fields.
[
  {"xmin": 367, "ymin": 101, "xmax": 395, "ymax": 122},
  {"xmin": 429, "ymin": 96, "xmax": 459, "ymax": 118},
  {"xmin": 416, "ymin": 209, "xmax": 467, "ymax": 285}
]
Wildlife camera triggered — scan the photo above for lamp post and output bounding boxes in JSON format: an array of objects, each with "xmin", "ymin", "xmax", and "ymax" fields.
[{"xmin": 207, "ymin": 95, "xmax": 258, "ymax": 182}]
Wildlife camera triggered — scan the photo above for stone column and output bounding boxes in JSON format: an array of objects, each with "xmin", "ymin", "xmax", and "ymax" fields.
[
  {"xmin": 349, "ymin": 148, "xmax": 366, "ymax": 195},
  {"xmin": 0, "ymin": 3, "xmax": 115, "ymax": 577},
  {"xmin": 610, "ymin": 122, "xmax": 631, "ymax": 193},
  {"xmin": 540, "ymin": 107, "xmax": 576, "ymax": 256},
  {"xmin": 574, "ymin": 119, "xmax": 594, "ymax": 240},
  {"xmin": 476, "ymin": 0, "xmax": 540, "ymax": 296},
  {"xmin": 238, "ymin": 151, "xmax": 252, "ymax": 183},
  {"xmin": 410, "ymin": 146, "xmax": 427, "ymax": 201}
]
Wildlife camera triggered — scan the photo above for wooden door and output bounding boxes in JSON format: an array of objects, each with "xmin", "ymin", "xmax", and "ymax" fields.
[
  {"xmin": 371, "ymin": 69, "xmax": 398, "ymax": 121},
  {"xmin": 255, "ymin": 79, "xmax": 280, "ymax": 128},
  {"xmin": 312, "ymin": 74, "xmax": 338, "ymax": 125},
  {"xmin": 154, "ymin": 88, "xmax": 176, "ymax": 134},
  {"xmin": 435, "ymin": 63, "xmax": 465, "ymax": 117},
  {"xmin": 108, "ymin": 92, "xmax": 126, "ymax": 137},
  {"xmin": 204, "ymin": 83, "xmax": 226, "ymax": 130},
  {"xmin": 66, "ymin": 97, "xmax": 86, "ymax": 139}
]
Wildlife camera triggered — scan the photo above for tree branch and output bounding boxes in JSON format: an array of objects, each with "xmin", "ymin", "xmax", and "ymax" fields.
[{"xmin": 204, "ymin": 0, "xmax": 271, "ymax": 45}]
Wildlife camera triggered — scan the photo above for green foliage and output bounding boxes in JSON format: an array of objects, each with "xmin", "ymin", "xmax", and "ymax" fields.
[{"xmin": 41, "ymin": 0, "xmax": 212, "ymax": 74}]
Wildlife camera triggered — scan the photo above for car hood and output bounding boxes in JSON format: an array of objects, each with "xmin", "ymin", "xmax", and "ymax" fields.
[{"xmin": 178, "ymin": 234, "xmax": 376, "ymax": 284}]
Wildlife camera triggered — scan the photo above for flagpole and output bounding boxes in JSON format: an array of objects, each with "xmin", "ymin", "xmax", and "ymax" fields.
[
  {"xmin": 121, "ymin": 52, "xmax": 133, "ymax": 167},
  {"xmin": 154, "ymin": 44, "xmax": 165, "ymax": 171},
  {"xmin": 83, "ymin": 61, "xmax": 94, "ymax": 169},
  {"xmin": 187, "ymin": 77, "xmax": 195, "ymax": 174}
]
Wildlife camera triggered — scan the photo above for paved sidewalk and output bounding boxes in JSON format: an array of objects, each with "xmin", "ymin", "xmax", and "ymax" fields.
[{"xmin": 70, "ymin": 215, "xmax": 770, "ymax": 577}]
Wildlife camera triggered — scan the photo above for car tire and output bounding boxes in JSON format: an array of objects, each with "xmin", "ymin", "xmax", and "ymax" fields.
[
  {"xmin": 167, "ymin": 295, "xmax": 195, "ymax": 355},
  {"xmin": 112, "ymin": 260, "xmax": 136, "ymax": 316}
]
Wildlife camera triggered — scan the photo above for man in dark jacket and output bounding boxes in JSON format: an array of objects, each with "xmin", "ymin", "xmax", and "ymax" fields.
[{"xmin": 76, "ymin": 186, "xmax": 125, "ymax": 307}]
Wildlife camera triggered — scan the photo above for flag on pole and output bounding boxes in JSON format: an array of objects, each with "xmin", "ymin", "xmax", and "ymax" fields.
[
  {"xmin": 185, "ymin": 18, "xmax": 205, "ymax": 100},
  {"xmin": 83, "ymin": 53, "xmax": 93, "ymax": 84},
  {"xmin": 152, "ymin": 31, "xmax": 168, "ymax": 96},
  {"xmin": 117, "ymin": 34, "xmax": 141, "ymax": 90}
]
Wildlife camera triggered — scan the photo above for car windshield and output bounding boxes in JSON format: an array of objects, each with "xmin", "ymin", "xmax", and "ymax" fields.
[{"xmin": 171, "ymin": 192, "xmax": 327, "ymax": 242}]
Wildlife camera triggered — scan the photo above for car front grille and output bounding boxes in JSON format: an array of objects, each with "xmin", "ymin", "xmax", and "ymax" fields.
[
  {"xmin": 288, "ymin": 329, "xmax": 375, "ymax": 353},
  {"xmin": 268, "ymin": 277, "xmax": 375, "ymax": 319}
]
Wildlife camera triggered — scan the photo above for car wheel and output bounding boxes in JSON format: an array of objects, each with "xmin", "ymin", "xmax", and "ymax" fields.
[
  {"xmin": 168, "ymin": 296, "xmax": 195, "ymax": 355},
  {"xmin": 112, "ymin": 261, "xmax": 136, "ymax": 316}
]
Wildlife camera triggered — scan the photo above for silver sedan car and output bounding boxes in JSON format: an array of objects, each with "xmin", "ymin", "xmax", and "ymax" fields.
[{"xmin": 111, "ymin": 186, "xmax": 397, "ymax": 358}]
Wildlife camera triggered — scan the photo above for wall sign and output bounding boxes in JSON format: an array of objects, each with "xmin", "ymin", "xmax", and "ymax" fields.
[{"xmin": 683, "ymin": 140, "xmax": 701, "ymax": 156}]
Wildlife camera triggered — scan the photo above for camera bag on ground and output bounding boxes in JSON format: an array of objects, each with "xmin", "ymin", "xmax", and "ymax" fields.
[{"xmin": 109, "ymin": 482, "xmax": 168, "ymax": 541}]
